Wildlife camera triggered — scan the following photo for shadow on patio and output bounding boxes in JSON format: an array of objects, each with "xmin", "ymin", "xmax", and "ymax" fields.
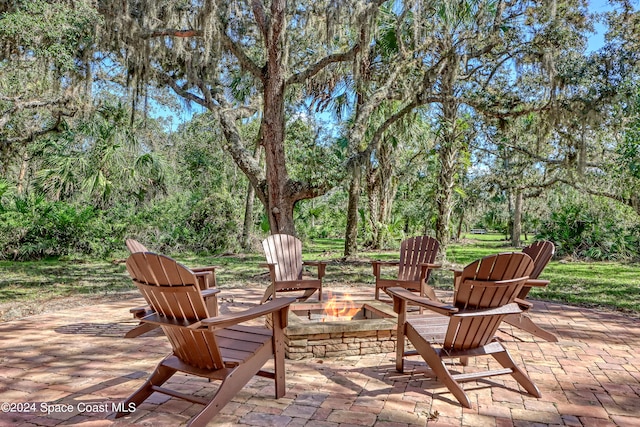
[{"xmin": 1, "ymin": 286, "xmax": 639, "ymax": 426}]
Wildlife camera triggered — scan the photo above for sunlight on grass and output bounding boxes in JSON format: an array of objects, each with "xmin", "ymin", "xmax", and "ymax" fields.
[{"xmin": 1, "ymin": 235, "xmax": 639, "ymax": 315}]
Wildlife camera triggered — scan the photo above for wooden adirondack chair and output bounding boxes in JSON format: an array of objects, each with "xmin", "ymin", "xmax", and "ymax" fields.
[
  {"xmin": 503, "ymin": 240, "xmax": 557, "ymax": 342},
  {"xmin": 117, "ymin": 252, "xmax": 295, "ymax": 427},
  {"xmin": 124, "ymin": 239, "xmax": 220, "ymax": 338},
  {"xmin": 388, "ymin": 252, "xmax": 541, "ymax": 408},
  {"xmin": 125, "ymin": 239, "xmax": 219, "ymax": 290},
  {"xmin": 372, "ymin": 235, "xmax": 441, "ymax": 302},
  {"xmin": 260, "ymin": 234, "xmax": 327, "ymax": 303}
]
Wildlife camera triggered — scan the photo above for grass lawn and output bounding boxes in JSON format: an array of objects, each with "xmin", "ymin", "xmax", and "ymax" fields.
[{"xmin": 1, "ymin": 233, "xmax": 639, "ymax": 320}]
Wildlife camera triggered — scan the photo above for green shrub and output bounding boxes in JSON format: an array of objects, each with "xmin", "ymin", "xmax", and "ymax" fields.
[
  {"xmin": 123, "ymin": 192, "xmax": 242, "ymax": 255},
  {"xmin": 0, "ymin": 189, "xmax": 243, "ymax": 260},
  {"xmin": 536, "ymin": 197, "xmax": 640, "ymax": 260},
  {"xmin": 0, "ymin": 195, "xmax": 100, "ymax": 260}
]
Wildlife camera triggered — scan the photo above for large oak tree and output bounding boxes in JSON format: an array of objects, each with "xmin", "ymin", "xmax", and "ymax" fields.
[{"xmin": 97, "ymin": 0, "xmax": 389, "ymax": 235}]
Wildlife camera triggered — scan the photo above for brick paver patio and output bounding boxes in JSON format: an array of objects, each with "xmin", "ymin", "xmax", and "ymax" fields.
[{"xmin": 0, "ymin": 286, "xmax": 639, "ymax": 426}]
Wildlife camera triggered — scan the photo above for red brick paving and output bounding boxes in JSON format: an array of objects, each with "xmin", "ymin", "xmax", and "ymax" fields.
[{"xmin": 0, "ymin": 286, "xmax": 638, "ymax": 426}]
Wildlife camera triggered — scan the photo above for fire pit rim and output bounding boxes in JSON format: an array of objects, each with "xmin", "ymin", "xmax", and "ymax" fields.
[{"xmin": 285, "ymin": 299, "xmax": 398, "ymax": 335}]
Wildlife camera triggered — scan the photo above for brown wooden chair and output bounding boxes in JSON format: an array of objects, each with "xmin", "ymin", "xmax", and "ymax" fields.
[
  {"xmin": 125, "ymin": 239, "xmax": 219, "ymax": 290},
  {"xmin": 124, "ymin": 239, "xmax": 220, "ymax": 338},
  {"xmin": 117, "ymin": 252, "xmax": 295, "ymax": 427},
  {"xmin": 502, "ymin": 240, "xmax": 557, "ymax": 342},
  {"xmin": 260, "ymin": 234, "xmax": 327, "ymax": 303},
  {"xmin": 388, "ymin": 252, "xmax": 541, "ymax": 408},
  {"xmin": 372, "ymin": 235, "xmax": 441, "ymax": 302}
]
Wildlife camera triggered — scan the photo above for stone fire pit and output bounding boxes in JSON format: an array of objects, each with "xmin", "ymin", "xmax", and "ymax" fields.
[{"xmin": 272, "ymin": 299, "xmax": 398, "ymax": 359}]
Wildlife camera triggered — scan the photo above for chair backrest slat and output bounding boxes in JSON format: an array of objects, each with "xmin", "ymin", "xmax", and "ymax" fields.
[
  {"xmin": 125, "ymin": 252, "xmax": 222, "ymax": 369},
  {"xmin": 522, "ymin": 240, "xmax": 555, "ymax": 280},
  {"xmin": 445, "ymin": 252, "xmax": 534, "ymax": 350},
  {"xmin": 263, "ymin": 234, "xmax": 303, "ymax": 281},
  {"xmin": 398, "ymin": 236, "xmax": 439, "ymax": 281},
  {"xmin": 125, "ymin": 239, "xmax": 149, "ymax": 253}
]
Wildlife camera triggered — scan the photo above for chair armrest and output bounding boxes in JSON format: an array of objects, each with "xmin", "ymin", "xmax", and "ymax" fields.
[
  {"xmin": 421, "ymin": 263, "xmax": 442, "ymax": 269},
  {"xmin": 193, "ymin": 270, "xmax": 216, "ymax": 290},
  {"xmin": 259, "ymin": 262, "xmax": 278, "ymax": 281},
  {"xmin": 303, "ymin": 261, "xmax": 326, "ymax": 266},
  {"xmin": 524, "ymin": 279, "xmax": 550, "ymax": 287},
  {"xmin": 258, "ymin": 262, "xmax": 278, "ymax": 271},
  {"xmin": 259, "ymin": 262, "xmax": 277, "ymax": 269},
  {"xmin": 387, "ymin": 287, "xmax": 458, "ymax": 316},
  {"xmin": 453, "ymin": 302, "xmax": 523, "ymax": 317},
  {"xmin": 303, "ymin": 261, "xmax": 327, "ymax": 279},
  {"xmin": 418, "ymin": 262, "xmax": 442, "ymax": 279},
  {"xmin": 514, "ymin": 297, "xmax": 533, "ymax": 309},
  {"xmin": 201, "ymin": 288, "xmax": 220, "ymax": 298},
  {"xmin": 372, "ymin": 260, "xmax": 400, "ymax": 267},
  {"xmin": 372, "ymin": 260, "xmax": 400, "ymax": 277},
  {"xmin": 191, "ymin": 265, "xmax": 217, "ymax": 273},
  {"xmin": 202, "ymin": 297, "xmax": 296, "ymax": 331},
  {"xmin": 194, "ymin": 271, "xmax": 213, "ymax": 277}
]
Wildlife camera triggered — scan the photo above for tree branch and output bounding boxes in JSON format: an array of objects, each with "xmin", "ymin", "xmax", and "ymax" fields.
[
  {"xmin": 141, "ymin": 26, "xmax": 264, "ymax": 80},
  {"xmin": 557, "ymin": 178, "xmax": 639, "ymax": 215},
  {"xmin": 286, "ymin": 0, "xmax": 387, "ymax": 86},
  {"xmin": 1, "ymin": 97, "xmax": 72, "ymax": 128},
  {"xmin": 251, "ymin": 0, "xmax": 268, "ymax": 39},
  {"xmin": 287, "ymin": 46, "xmax": 360, "ymax": 85},
  {"xmin": 3, "ymin": 114, "xmax": 66, "ymax": 147},
  {"xmin": 142, "ymin": 29, "xmax": 202, "ymax": 38},
  {"xmin": 221, "ymin": 32, "xmax": 265, "ymax": 81},
  {"xmin": 211, "ymin": 92, "xmax": 266, "ymax": 202},
  {"xmin": 156, "ymin": 72, "xmax": 211, "ymax": 109}
]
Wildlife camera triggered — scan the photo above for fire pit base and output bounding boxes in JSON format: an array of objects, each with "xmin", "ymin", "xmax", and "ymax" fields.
[{"xmin": 269, "ymin": 299, "xmax": 399, "ymax": 359}]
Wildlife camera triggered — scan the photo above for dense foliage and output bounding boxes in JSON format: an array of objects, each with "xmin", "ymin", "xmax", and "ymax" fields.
[
  {"xmin": 535, "ymin": 196, "xmax": 640, "ymax": 261},
  {"xmin": 1, "ymin": 1, "xmax": 640, "ymax": 262}
]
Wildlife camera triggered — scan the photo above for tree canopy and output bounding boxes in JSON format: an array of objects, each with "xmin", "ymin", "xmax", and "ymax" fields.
[{"xmin": 1, "ymin": 0, "xmax": 640, "ymax": 261}]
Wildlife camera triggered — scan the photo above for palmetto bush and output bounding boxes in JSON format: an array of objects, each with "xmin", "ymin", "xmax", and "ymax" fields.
[
  {"xmin": 536, "ymin": 198, "xmax": 640, "ymax": 261},
  {"xmin": 0, "ymin": 194, "xmax": 100, "ymax": 260},
  {"xmin": 0, "ymin": 190, "xmax": 242, "ymax": 260}
]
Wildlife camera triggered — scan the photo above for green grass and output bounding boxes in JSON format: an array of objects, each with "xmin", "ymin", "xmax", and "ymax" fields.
[
  {"xmin": 450, "ymin": 234, "xmax": 640, "ymax": 314},
  {"xmin": 0, "ymin": 259, "xmax": 132, "ymax": 303},
  {"xmin": 1, "ymin": 234, "xmax": 639, "ymax": 319}
]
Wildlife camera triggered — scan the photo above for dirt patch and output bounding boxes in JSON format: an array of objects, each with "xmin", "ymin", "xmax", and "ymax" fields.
[{"xmin": 0, "ymin": 292, "xmax": 138, "ymax": 322}]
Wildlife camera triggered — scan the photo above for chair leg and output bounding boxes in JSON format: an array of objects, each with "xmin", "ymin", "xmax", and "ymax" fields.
[
  {"xmin": 503, "ymin": 313, "xmax": 558, "ymax": 342},
  {"xmin": 419, "ymin": 344, "xmax": 472, "ymax": 408},
  {"xmin": 124, "ymin": 323, "xmax": 158, "ymax": 339},
  {"xmin": 187, "ymin": 354, "xmax": 275, "ymax": 427},
  {"xmin": 407, "ymin": 326, "xmax": 472, "ymax": 408},
  {"xmin": 115, "ymin": 358, "xmax": 177, "ymax": 418},
  {"xmin": 423, "ymin": 284, "xmax": 438, "ymax": 302},
  {"xmin": 491, "ymin": 347, "xmax": 542, "ymax": 398},
  {"xmin": 298, "ymin": 288, "xmax": 317, "ymax": 302},
  {"xmin": 260, "ymin": 284, "xmax": 275, "ymax": 304}
]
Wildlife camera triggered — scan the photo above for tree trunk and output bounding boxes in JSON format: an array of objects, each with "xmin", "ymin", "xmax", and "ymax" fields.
[
  {"xmin": 511, "ymin": 188, "xmax": 523, "ymax": 247},
  {"xmin": 435, "ymin": 141, "xmax": 457, "ymax": 248},
  {"xmin": 433, "ymin": 49, "xmax": 460, "ymax": 252},
  {"xmin": 344, "ymin": 164, "xmax": 362, "ymax": 257},
  {"xmin": 366, "ymin": 167, "xmax": 380, "ymax": 248},
  {"xmin": 16, "ymin": 149, "xmax": 29, "ymax": 195},
  {"xmin": 241, "ymin": 183, "xmax": 257, "ymax": 248},
  {"xmin": 455, "ymin": 210, "xmax": 464, "ymax": 241},
  {"xmin": 241, "ymin": 145, "xmax": 262, "ymax": 249},
  {"xmin": 259, "ymin": 0, "xmax": 295, "ymax": 235}
]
